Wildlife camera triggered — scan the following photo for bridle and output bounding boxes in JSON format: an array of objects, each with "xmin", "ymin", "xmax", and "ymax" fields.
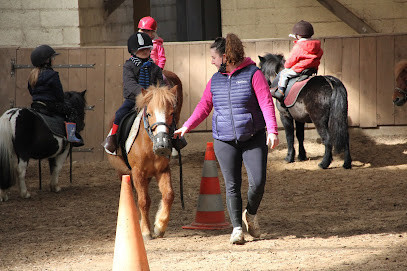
[
  {"xmin": 395, "ymin": 86, "xmax": 407, "ymax": 97},
  {"xmin": 142, "ymin": 105, "xmax": 176, "ymax": 156},
  {"xmin": 143, "ymin": 106, "xmax": 176, "ymax": 139}
]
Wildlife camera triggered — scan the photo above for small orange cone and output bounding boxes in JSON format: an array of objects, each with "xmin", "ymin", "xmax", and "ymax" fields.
[
  {"xmin": 182, "ymin": 142, "xmax": 230, "ymax": 230},
  {"xmin": 112, "ymin": 175, "xmax": 150, "ymax": 271}
]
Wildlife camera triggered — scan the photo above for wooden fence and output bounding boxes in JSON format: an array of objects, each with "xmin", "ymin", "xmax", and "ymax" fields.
[{"xmin": 1, "ymin": 33, "xmax": 406, "ymax": 161}]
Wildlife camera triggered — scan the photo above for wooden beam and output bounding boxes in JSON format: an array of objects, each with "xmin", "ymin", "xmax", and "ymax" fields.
[
  {"xmin": 317, "ymin": 0, "xmax": 376, "ymax": 34},
  {"xmin": 104, "ymin": 0, "xmax": 126, "ymax": 18},
  {"xmin": 133, "ymin": 0, "xmax": 150, "ymax": 32}
]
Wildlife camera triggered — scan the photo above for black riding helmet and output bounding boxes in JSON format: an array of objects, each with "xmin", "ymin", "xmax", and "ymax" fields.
[
  {"xmin": 292, "ymin": 20, "xmax": 314, "ymax": 38},
  {"xmin": 31, "ymin": 45, "xmax": 59, "ymax": 67},
  {"xmin": 127, "ymin": 32, "xmax": 153, "ymax": 54}
]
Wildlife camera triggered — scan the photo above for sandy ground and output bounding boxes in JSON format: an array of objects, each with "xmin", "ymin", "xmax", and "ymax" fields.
[{"xmin": 1, "ymin": 129, "xmax": 407, "ymax": 271}]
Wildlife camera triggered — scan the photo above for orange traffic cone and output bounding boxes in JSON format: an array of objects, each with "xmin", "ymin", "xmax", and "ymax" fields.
[
  {"xmin": 112, "ymin": 175, "xmax": 150, "ymax": 271},
  {"xmin": 182, "ymin": 142, "xmax": 230, "ymax": 230}
]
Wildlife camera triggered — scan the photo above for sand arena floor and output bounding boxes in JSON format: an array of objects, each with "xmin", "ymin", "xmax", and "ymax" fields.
[{"xmin": 1, "ymin": 129, "xmax": 407, "ymax": 270}]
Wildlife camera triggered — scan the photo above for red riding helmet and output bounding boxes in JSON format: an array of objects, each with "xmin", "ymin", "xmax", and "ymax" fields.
[{"xmin": 138, "ymin": 16, "xmax": 157, "ymax": 31}]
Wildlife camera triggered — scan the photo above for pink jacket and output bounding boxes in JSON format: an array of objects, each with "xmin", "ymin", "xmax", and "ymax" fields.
[
  {"xmin": 151, "ymin": 37, "xmax": 166, "ymax": 69},
  {"xmin": 284, "ymin": 39, "xmax": 323, "ymax": 73},
  {"xmin": 183, "ymin": 57, "xmax": 278, "ymax": 135}
]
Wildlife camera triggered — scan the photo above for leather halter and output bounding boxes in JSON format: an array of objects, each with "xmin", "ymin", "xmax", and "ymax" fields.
[
  {"xmin": 395, "ymin": 86, "xmax": 407, "ymax": 95},
  {"xmin": 142, "ymin": 106, "xmax": 176, "ymax": 141}
]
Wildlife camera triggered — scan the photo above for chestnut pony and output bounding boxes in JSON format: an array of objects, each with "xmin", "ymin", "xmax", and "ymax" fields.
[
  {"xmin": 392, "ymin": 60, "xmax": 407, "ymax": 106},
  {"xmin": 108, "ymin": 70, "xmax": 182, "ymax": 240}
]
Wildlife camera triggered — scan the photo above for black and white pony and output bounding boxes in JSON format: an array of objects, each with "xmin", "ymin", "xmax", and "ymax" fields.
[
  {"xmin": 0, "ymin": 90, "xmax": 87, "ymax": 201},
  {"xmin": 259, "ymin": 53, "xmax": 351, "ymax": 169}
]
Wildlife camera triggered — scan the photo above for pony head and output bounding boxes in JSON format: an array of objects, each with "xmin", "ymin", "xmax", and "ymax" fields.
[
  {"xmin": 393, "ymin": 60, "xmax": 407, "ymax": 106},
  {"xmin": 258, "ymin": 53, "xmax": 285, "ymax": 87},
  {"xmin": 137, "ymin": 85, "xmax": 178, "ymax": 156}
]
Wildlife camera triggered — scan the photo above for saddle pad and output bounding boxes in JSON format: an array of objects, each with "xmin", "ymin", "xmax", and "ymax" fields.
[
  {"xmin": 31, "ymin": 109, "xmax": 66, "ymax": 137},
  {"xmin": 284, "ymin": 78, "xmax": 311, "ymax": 108},
  {"xmin": 124, "ymin": 109, "xmax": 143, "ymax": 154}
]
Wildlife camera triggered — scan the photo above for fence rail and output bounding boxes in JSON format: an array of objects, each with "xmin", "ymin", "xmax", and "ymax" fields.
[{"xmin": 1, "ymin": 33, "xmax": 406, "ymax": 161}]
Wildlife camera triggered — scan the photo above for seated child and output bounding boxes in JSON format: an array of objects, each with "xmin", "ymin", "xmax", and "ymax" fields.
[
  {"xmin": 28, "ymin": 44, "xmax": 83, "ymax": 146},
  {"xmin": 138, "ymin": 16, "xmax": 166, "ymax": 69},
  {"xmin": 274, "ymin": 20, "xmax": 323, "ymax": 102},
  {"xmin": 102, "ymin": 32, "xmax": 164, "ymax": 154}
]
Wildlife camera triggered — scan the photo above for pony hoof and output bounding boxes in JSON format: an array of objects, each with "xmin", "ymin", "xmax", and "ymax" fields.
[
  {"xmin": 298, "ymin": 154, "xmax": 307, "ymax": 161},
  {"xmin": 51, "ymin": 186, "xmax": 61, "ymax": 193},
  {"xmin": 154, "ymin": 226, "xmax": 166, "ymax": 238},
  {"xmin": 0, "ymin": 194, "xmax": 9, "ymax": 202},
  {"xmin": 21, "ymin": 191, "xmax": 31, "ymax": 199},
  {"xmin": 142, "ymin": 234, "xmax": 153, "ymax": 241},
  {"xmin": 343, "ymin": 163, "xmax": 352, "ymax": 169},
  {"xmin": 318, "ymin": 162, "xmax": 329, "ymax": 169},
  {"xmin": 284, "ymin": 157, "xmax": 294, "ymax": 163}
]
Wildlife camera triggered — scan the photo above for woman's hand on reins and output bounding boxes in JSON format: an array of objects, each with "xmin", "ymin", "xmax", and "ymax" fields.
[
  {"xmin": 267, "ymin": 133, "xmax": 279, "ymax": 149},
  {"xmin": 173, "ymin": 126, "xmax": 189, "ymax": 139}
]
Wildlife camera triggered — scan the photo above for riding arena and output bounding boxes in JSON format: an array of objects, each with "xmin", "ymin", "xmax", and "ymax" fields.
[{"xmin": 1, "ymin": 32, "xmax": 407, "ymax": 270}]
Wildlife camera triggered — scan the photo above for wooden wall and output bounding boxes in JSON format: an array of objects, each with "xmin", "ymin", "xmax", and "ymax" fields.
[{"xmin": 1, "ymin": 33, "xmax": 406, "ymax": 161}]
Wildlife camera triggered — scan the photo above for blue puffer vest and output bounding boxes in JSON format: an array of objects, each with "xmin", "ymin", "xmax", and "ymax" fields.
[{"xmin": 211, "ymin": 64, "xmax": 266, "ymax": 142}]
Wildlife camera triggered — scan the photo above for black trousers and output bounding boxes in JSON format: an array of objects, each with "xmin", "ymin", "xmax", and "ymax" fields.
[{"xmin": 214, "ymin": 130, "xmax": 268, "ymax": 228}]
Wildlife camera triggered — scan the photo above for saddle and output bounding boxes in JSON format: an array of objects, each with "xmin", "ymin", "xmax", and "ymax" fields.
[
  {"xmin": 30, "ymin": 108, "xmax": 66, "ymax": 137},
  {"xmin": 271, "ymin": 69, "xmax": 317, "ymax": 108},
  {"xmin": 114, "ymin": 108, "xmax": 187, "ymax": 170}
]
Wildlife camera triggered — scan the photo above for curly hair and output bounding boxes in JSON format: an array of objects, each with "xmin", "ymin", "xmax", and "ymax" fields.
[
  {"xmin": 225, "ymin": 33, "xmax": 245, "ymax": 65},
  {"xmin": 210, "ymin": 33, "xmax": 245, "ymax": 65}
]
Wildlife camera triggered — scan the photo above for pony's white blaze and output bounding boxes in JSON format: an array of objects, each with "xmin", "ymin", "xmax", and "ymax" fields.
[{"xmin": 154, "ymin": 109, "xmax": 168, "ymax": 134}]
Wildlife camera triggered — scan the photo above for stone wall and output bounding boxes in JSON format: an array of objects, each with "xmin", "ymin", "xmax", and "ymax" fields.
[
  {"xmin": 221, "ymin": 0, "xmax": 407, "ymax": 39},
  {"xmin": 78, "ymin": 0, "xmax": 134, "ymax": 46},
  {"xmin": 0, "ymin": 0, "xmax": 80, "ymax": 47}
]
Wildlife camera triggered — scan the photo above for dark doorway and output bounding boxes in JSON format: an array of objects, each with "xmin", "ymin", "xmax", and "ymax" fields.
[{"xmin": 176, "ymin": 0, "xmax": 222, "ymax": 41}]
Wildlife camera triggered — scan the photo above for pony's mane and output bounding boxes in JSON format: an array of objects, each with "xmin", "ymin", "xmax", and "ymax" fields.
[
  {"xmin": 136, "ymin": 85, "xmax": 177, "ymax": 110},
  {"xmin": 395, "ymin": 60, "xmax": 407, "ymax": 79}
]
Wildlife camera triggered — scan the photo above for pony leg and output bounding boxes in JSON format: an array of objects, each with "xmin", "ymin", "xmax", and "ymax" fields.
[
  {"xmin": 132, "ymin": 170, "xmax": 152, "ymax": 240},
  {"xmin": 0, "ymin": 189, "xmax": 8, "ymax": 202},
  {"xmin": 315, "ymin": 128, "xmax": 333, "ymax": 169},
  {"xmin": 154, "ymin": 171, "xmax": 174, "ymax": 238},
  {"xmin": 343, "ymin": 140, "xmax": 352, "ymax": 169},
  {"xmin": 16, "ymin": 159, "xmax": 30, "ymax": 198},
  {"xmin": 48, "ymin": 148, "xmax": 69, "ymax": 192},
  {"xmin": 295, "ymin": 121, "xmax": 307, "ymax": 161},
  {"xmin": 280, "ymin": 115, "xmax": 295, "ymax": 163}
]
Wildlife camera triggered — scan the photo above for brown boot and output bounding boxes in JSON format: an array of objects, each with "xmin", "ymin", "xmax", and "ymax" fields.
[{"xmin": 102, "ymin": 134, "xmax": 117, "ymax": 154}]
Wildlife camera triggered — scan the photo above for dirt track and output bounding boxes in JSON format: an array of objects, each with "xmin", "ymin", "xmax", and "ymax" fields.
[{"xmin": 1, "ymin": 130, "xmax": 407, "ymax": 270}]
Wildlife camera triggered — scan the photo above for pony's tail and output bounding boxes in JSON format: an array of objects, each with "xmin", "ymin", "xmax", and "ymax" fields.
[
  {"xmin": 0, "ymin": 113, "xmax": 16, "ymax": 189},
  {"xmin": 327, "ymin": 76, "xmax": 349, "ymax": 153}
]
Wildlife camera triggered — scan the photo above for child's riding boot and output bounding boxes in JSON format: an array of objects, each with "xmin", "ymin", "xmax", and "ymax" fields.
[
  {"xmin": 274, "ymin": 87, "xmax": 286, "ymax": 102},
  {"xmin": 102, "ymin": 134, "xmax": 118, "ymax": 154},
  {"xmin": 65, "ymin": 122, "xmax": 84, "ymax": 147}
]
